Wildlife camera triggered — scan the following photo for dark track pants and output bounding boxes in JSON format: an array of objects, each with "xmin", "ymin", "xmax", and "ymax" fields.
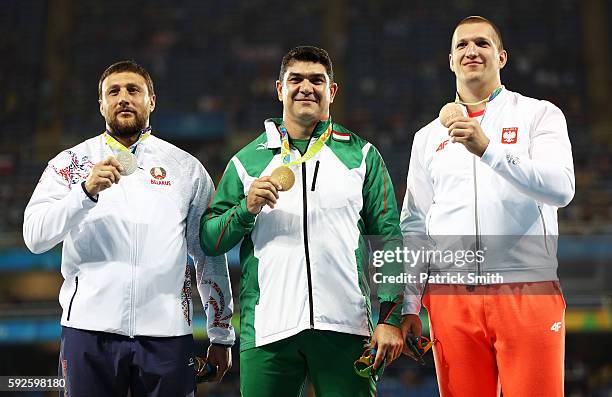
[{"xmin": 58, "ymin": 326, "xmax": 196, "ymax": 397}]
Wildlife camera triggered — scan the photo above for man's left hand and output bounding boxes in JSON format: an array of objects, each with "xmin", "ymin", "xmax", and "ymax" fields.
[
  {"xmin": 371, "ymin": 324, "xmax": 404, "ymax": 370},
  {"xmin": 206, "ymin": 344, "xmax": 232, "ymax": 382},
  {"xmin": 447, "ymin": 117, "xmax": 490, "ymax": 157}
]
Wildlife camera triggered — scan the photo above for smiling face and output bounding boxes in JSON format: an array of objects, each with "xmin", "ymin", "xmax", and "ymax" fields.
[
  {"xmin": 99, "ymin": 71, "xmax": 156, "ymax": 137},
  {"xmin": 450, "ymin": 21, "xmax": 507, "ymax": 92},
  {"xmin": 276, "ymin": 61, "xmax": 337, "ymax": 127}
]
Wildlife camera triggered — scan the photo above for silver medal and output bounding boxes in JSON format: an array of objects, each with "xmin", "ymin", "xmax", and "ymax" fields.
[{"xmin": 116, "ymin": 151, "xmax": 138, "ymax": 176}]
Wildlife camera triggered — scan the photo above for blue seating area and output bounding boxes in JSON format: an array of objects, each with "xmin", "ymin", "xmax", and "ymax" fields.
[{"xmin": 1, "ymin": 1, "xmax": 610, "ymax": 396}]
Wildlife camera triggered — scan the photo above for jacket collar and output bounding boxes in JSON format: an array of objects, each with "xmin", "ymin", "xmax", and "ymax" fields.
[
  {"xmin": 103, "ymin": 126, "xmax": 153, "ymax": 153},
  {"xmin": 264, "ymin": 118, "xmax": 282, "ymax": 149},
  {"xmin": 264, "ymin": 118, "xmax": 332, "ymax": 149},
  {"xmin": 486, "ymin": 86, "xmax": 511, "ymax": 110}
]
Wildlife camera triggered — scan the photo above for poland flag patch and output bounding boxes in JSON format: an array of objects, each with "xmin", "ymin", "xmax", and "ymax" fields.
[{"xmin": 501, "ymin": 127, "xmax": 518, "ymax": 144}]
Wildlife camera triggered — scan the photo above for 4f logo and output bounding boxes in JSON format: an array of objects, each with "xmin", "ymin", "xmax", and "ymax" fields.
[
  {"xmin": 502, "ymin": 127, "xmax": 518, "ymax": 144},
  {"xmin": 550, "ymin": 321, "xmax": 562, "ymax": 332},
  {"xmin": 436, "ymin": 139, "xmax": 449, "ymax": 152}
]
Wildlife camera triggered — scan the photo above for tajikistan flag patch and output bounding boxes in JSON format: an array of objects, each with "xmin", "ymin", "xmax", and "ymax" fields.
[{"xmin": 332, "ymin": 130, "xmax": 350, "ymax": 142}]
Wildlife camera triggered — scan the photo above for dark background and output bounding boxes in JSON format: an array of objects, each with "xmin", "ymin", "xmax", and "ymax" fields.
[{"xmin": 1, "ymin": 0, "xmax": 611, "ymax": 395}]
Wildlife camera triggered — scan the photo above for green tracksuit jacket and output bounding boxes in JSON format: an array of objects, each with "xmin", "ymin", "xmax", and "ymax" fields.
[{"xmin": 201, "ymin": 118, "xmax": 403, "ymax": 351}]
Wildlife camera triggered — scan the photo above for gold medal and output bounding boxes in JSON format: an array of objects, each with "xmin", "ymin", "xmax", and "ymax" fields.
[
  {"xmin": 270, "ymin": 166, "xmax": 295, "ymax": 191},
  {"xmin": 271, "ymin": 120, "xmax": 332, "ymax": 192}
]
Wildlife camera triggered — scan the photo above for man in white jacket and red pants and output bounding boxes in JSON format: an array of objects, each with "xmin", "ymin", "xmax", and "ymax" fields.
[
  {"xmin": 400, "ymin": 16, "xmax": 575, "ymax": 397},
  {"xmin": 23, "ymin": 60, "xmax": 235, "ymax": 396}
]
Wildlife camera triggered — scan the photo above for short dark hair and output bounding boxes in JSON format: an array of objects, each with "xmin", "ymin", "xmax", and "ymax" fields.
[
  {"xmin": 98, "ymin": 60, "xmax": 155, "ymax": 98},
  {"xmin": 279, "ymin": 46, "xmax": 334, "ymax": 83},
  {"xmin": 453, "ymin": 16, "xmax": 504, "ymax": 51}
]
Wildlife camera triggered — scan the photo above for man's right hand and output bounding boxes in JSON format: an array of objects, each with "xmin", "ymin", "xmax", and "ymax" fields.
[
  {"xmin": 400, "ymin": 314, "xmax": 422, "ymax": 355},
  {"xmin": 84, "ymin": 156, "xmax": 123, "ymax": 196},
  {"xmin": 246, "ymin": 176, "xmax": 282, "ymax": 214}
]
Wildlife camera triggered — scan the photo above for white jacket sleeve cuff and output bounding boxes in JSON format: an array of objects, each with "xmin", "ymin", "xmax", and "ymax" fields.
[
  {"xmin": 402, "ymin": 294, "xmax": 422, "ymax": 315},
  {"xmin": 480, "ymin": 141, "xmax": 503, "ymax": 168}
]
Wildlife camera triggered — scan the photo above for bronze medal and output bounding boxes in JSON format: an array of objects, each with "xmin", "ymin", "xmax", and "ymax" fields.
[{"xmin": 439, "ymin": 103, "xmax": 463, "ymax": 128}]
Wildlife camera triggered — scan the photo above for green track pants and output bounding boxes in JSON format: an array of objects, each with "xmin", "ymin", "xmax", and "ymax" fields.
[{"xmin": 240, "ymin": 329, "xmax": 376, "ymax": 397}]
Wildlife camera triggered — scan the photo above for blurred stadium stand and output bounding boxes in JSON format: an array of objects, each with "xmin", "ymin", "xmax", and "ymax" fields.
[{"xmin": 1, "ymin": 0, "xmax": 611, "ymax": 396}]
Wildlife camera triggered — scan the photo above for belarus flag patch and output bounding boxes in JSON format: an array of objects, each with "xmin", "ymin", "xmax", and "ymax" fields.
[{"xmin": 332, "ymin": 130, "xmax": 350, "ymax": 142}]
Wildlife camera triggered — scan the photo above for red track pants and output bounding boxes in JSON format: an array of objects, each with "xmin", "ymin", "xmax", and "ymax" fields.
[{"xmin": 423, "ymin": 282, "xmax": 565, "ymax": 397}]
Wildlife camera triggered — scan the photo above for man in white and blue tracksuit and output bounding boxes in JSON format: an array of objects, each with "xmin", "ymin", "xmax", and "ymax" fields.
[{"xmin": 23, "ymin": 60, "xmax": 235, "ymax": 396}]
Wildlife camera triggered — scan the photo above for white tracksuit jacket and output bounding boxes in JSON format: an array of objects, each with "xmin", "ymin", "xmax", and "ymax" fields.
[
  {"xmin": 23, "ymin": 133, "xmax": 235, "ymax": 344},
  {"xmin": 400, "ymin": 89, "xmax": 575, "ymax": 314}
]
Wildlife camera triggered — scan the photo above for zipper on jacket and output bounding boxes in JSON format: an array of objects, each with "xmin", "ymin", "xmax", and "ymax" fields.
[
  {"xmin": 537, "ymin": 205, "xmax": 550, "ymax": 254},
  {"xmin": 425, "ymin": 203, "xmax": 434, "ymax": 238},
  {"xmin": 129, "ymin": 223, "xmax": 138, "ymax": 338},
  {"xmin": 302, "ymin": 162, "xmax": 315, "ymax": 328},
  {"xmin": 67, "ymin": 276, "xmax": 79, "ymax": 321},
  {"xmin": 311, "ymin": 161, "xmax": 320, "ymax": 191},
  {"xmin": 472, "ymin": 156, "xmax": 481, "ymax": 288}
]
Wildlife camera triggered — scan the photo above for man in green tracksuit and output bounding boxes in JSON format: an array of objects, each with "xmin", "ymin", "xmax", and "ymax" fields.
[{"xmin": 200, "ymin": 46, "xmax": 404, "ymax": 396}]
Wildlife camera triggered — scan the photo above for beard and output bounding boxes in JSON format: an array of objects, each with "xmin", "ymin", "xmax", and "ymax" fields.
[{"xmin": 107, "ymin": 111, "xmax": 148, "ymax": 137}]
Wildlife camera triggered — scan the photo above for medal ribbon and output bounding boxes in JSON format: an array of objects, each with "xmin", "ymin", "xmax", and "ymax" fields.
[
  {"xmin": 103, "ymin": 126, "xmax": 152, "ymax": 153},
  {"xmin": 278, "ymin": 122, "xmax": 332, "ymax": 166},
  {"xmin": 454, "ymin": 85, "xmax": 504, "ymax": 106}
]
